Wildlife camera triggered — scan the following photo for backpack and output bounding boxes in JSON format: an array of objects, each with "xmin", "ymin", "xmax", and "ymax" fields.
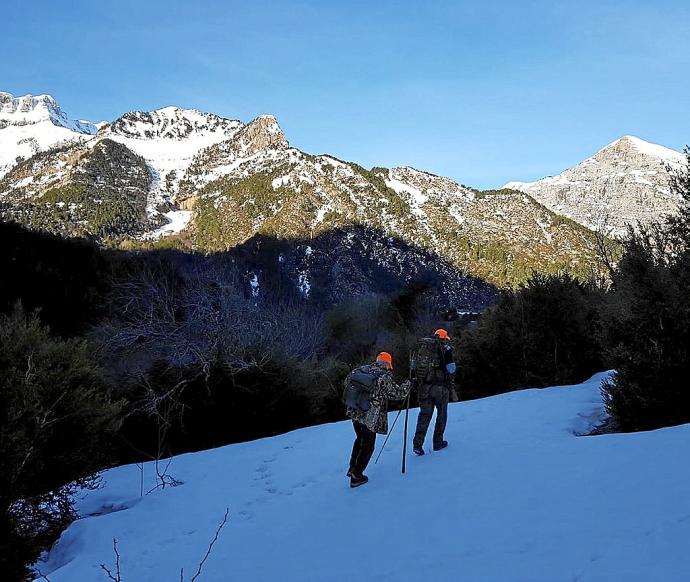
[
  {"xmin": 414, "ymin": 337, "xmax": 447, "ymax": 384},
  {"xmin": 343, "ymin": 367, "xmax": 380, "ymax": 411}
]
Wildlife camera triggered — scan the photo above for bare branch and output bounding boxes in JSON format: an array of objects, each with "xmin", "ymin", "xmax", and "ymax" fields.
[
  {"xmin": 190, "ymin": 508, "xmax": 230, "ymax": 582},
  {"xmin": 99, "ymin": 538, "xmax": 122, "ymax": 582}
]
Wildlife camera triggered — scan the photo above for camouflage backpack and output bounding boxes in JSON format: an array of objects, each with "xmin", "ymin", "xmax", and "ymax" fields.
[
  {"xmin": 414, "ymin": 337, "xmax": 447, "ymax": 384},
  {"xmin": 342, "ymin": 366, "xmax": 381, "ymax": 412}
]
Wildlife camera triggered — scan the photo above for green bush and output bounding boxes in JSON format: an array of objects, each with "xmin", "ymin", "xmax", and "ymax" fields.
[{"xmin": 0, "ymin": 305, "xmax": 120, "ymax": 580}]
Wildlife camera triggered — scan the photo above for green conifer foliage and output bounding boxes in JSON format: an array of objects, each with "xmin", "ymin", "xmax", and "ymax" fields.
[
  {"xmin": 601, "ymin": 148, "xmax": 690, "ymax": 430},
  {"xmin": 0, "ymin": 305, "xmax": 120, "ymax": 580}
]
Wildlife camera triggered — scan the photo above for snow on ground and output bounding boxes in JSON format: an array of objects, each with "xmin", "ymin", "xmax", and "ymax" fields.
[
  {"xmin": 35, "ymin": 372, "xmax": 690, "ymax": 581},
  {"xmin": 249, "ymin": 274, "xmax": 260, "ymax": 297},
  {"xmin": 0, "ymin": 123, "xmax": 91, "ymax": 178},
  {"xmin": 144, "ymin": 210, "xmax": 192, "ymax": 239},
  {"xmin": 386, "ymin": 174, "xmax": 429, "ymax": 220},
  {"xmin": 504, "ymin": 135, "xmax": 686, "ymax": 192}
]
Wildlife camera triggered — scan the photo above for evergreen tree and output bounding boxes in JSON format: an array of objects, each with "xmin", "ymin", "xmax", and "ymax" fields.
[
  {"xmin": 457, "ymin": 273, "xmax": 604, "ymax": 399},
  {"xmin": 601, "ymin": 147, "xmax": 690, "ymax": 430}
]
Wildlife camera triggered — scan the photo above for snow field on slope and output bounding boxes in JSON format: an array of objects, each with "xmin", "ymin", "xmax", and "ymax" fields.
[
  {"xmin": 0, "ymin": 123, "xmax": 90, "ymax": 178},
  {"xmin": 36, "ymin": 372, "xmax": 690, "ymax": 581},
  {"xmin": 144, "ymin": 210, "xmax": 193, "ymax": 239}
]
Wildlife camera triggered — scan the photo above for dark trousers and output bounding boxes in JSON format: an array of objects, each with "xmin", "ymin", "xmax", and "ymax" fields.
[
  {"xmin": 413, "ymin": 384, "xmax": 449, "ymax": 449},
  {"xmin": 349, "ymin": 420, "xmax": 376, "ymax": 477}
]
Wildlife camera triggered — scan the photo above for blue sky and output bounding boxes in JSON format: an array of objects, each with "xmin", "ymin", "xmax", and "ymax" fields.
[{"xmin": 2, "ymin": 0, "xmax": 688, "ymax": 188}]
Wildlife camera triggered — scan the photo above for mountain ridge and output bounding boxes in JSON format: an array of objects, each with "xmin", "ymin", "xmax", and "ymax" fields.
[{"xmin": 3, "ymin": 91, "xmax": 677, "ymax": 286}]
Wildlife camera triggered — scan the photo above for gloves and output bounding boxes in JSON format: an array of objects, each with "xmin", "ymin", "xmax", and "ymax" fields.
[{"xmin": 450, "ymin": 388, "xmax": 459, "ymax": 403}]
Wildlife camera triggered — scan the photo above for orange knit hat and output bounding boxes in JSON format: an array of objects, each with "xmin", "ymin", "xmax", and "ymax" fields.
[{"xmin": 376, "ymin": 352, "xmax": 393, "ymax": 369}]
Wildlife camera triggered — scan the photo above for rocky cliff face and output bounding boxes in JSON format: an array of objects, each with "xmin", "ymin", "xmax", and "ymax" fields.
[{"xmin": 505, "ymin": 135, "xmax": 686, "ymax": 236}]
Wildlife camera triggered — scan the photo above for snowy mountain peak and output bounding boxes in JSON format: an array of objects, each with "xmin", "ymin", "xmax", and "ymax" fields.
[
  {"xmin": 596, "ymin": 135, "xmax": 685, "ymax": 165},
  {"xmin": 102, "ymin": 107, "xmax": 243, "ymax": 141},
  {"xmin": 504, "ymin": 135, "xmax": 686, "ymax": 235},
  {"xmin": 0, "ymin": 91, "xmax": 96, "ymax": 134},
  {"xmin": 0, "ymin": 91, "xmax": 98, "ymax": 178}
]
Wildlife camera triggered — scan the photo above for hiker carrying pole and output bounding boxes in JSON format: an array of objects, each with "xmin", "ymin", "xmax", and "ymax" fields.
[
  {"xmin": 342, "ymin": 352, "xmax": 412, "ymax": 488},
  {"xmin": 374, "ymin": 351, "xmax": 415, "ymax": 471}
]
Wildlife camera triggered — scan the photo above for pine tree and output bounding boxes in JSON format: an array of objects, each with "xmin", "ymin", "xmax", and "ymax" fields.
[{"xmin": 601, "ymin": 147, "xmax": 690, "ymax": 430}]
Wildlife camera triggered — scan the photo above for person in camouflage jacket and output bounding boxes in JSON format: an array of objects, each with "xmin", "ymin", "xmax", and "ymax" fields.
[
  {"xmin": 412, "ymin": 328, "xmax": 457, "ymax": 455},
  {"xmin": 346, "ymin": 352, "xmax": 411, "ymax": 488}
]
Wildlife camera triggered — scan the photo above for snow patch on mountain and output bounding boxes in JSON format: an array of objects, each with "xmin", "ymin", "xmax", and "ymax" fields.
[
  {"xmin": 144, "ymin": 210, "xmax": 193, "ymax": 239},
  {"xmin": 0, "ymin": 92, "xmax": 96, "ymax": 177},
  {"xmin": 606, "ymin": 135, "xmax": 685, "ymax": 165},
  {"xmin": 99, "ymin": 107, "xmax": 244, "ymax": 210},
  {"xmin": 0, "ymin": 92, "xmax": 97, "ymax": 134}
]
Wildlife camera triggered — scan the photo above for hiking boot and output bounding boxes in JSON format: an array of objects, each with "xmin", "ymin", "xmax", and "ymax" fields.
[
  {"xmin": 433, "ymin": 440, "xmax": 448, "ymax": 451},
  {"xmin": 350, "ymin": 474, "xmax": 369, "ymax": 488},
  {"xmin": 413, "ymin": 446, "xmax": 425, "ymax": 456},
  {"xmin": 346, "ymin": 468, "xmax": 353, "ymax": 478}
]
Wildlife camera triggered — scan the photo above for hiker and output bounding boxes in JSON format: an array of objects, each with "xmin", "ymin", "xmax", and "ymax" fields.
[
  {"xmin": 344, "ymin": 352, "xmax": 412, "ymax": 488},
  {"xmin": 412, "ymin": 329, "xmax": 457, "ymax": 455}
]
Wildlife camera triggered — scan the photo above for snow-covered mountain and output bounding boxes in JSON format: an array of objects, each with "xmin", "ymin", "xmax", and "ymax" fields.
[
  {"xmin": 99, "ymin": 107, "xmax": 244, "ymax": 212},
  {"xmin": 33, "ymin": 371, "xmax": 690, "ymax": 581},
  {"xmin": 0, "ymin": 92, "xmax": 609, "ymax": 285},
  {"xmin": 505, "ymin": 135, "xmax": 686, "ymax": 236},
  {"xmin": 0, "ymin": 92, "xmax": 97, "ymax": 177}
]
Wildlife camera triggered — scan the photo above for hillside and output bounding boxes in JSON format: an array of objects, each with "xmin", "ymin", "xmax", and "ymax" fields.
[
  {"xmin": 0, "ymin": 92, "xmax": 603, "ymax": 286},
  {"xmin": 34, "ymin": 372, "xmax": 690, "ymax": 581}
]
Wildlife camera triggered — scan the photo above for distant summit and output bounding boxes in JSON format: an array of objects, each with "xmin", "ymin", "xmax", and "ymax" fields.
[
  {"xmin": 0, "ymin": 92, "xmax": 97, "ymax": 134},
  {"xmin": 0, "ymin": 92, "xmax": 97, "ymax": 176},
  {"xmin": 504, "ymin": 135, "xmax": 686, "ymax": 235}
]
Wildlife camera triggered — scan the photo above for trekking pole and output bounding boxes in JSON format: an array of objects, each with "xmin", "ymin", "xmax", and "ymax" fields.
[
  {"xmin": 402, "ymin": 351, "xmax": 415, "ymax": 474},
  {"xmin": 374, "ymin": 407, "xmax": 403, "ymax": 465},
  {"xmin": 401, "ymin": 388, "xmax": 411, "ymax": 474}
]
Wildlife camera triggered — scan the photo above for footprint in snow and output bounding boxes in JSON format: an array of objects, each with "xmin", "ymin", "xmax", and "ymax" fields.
[{"xmin": 238, "ymin": 509, "xmax": 254, "ymax": 520}]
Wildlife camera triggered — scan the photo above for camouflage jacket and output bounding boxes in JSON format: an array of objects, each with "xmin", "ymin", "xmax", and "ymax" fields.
[{"xmin": 345, "ymin": 362, "xmax": 411, "ymax": 435}]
